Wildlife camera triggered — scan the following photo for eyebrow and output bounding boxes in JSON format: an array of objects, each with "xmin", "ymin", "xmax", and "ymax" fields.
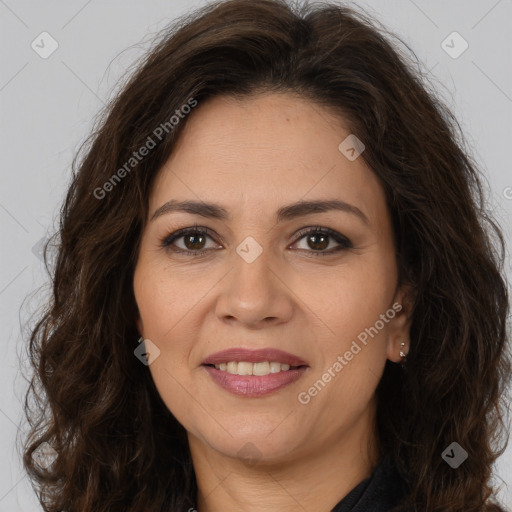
[{"xmin": 150, "ymin": 198, "xmax": 369, "ymax": 225}]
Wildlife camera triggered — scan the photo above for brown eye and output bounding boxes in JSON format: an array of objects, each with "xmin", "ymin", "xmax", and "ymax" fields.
[
  {"xmin": 161, "ymin": 227, "xmax": 219, "ymax": 255},
  {"xmin": 182, "ymin": 232, "xmax": 207, "ymax": 251},
  {"xmin": 292, "ymin": 226, "xmax": 352, "ymax": 256},
  {"xmin": 305, "ymin": 232, "xmax": 329, "ymax": 251},
  {"xmin": 161, "ymin": 225, "xmax": 352, "ymax": 257}
]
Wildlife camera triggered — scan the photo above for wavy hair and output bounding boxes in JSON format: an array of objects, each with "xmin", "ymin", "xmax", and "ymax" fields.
[{"xmin": 22, "ymin": 0, "xmax": 511, "ymax": 510}]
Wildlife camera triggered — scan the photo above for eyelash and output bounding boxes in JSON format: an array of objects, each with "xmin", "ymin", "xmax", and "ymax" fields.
[{"xmin": 160, "ymin": 224, "xmax": 353, "ymax": 257}]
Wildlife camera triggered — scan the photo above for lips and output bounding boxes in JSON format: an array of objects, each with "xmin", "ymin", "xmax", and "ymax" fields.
[
  {"xmin": 202, "ymin": 347, "xmax": 308, "ymax": 367},
  {"xmin": 203, "ymin": 365, "xmax": 308, "ymax": 397},
  {"xmin": 201, "ymin": 347, "xmax": 309, "ymax": 397}
]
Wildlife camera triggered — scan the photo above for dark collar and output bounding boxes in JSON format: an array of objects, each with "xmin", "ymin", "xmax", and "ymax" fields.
[{"xmin": 331, "ymin": 453, "xmax": 409, "ymax": 512}]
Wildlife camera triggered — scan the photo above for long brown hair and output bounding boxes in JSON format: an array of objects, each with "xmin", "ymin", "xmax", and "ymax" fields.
[{"xmin": 22, "ymin": 1, "xmax": 511, "ymax": 510}]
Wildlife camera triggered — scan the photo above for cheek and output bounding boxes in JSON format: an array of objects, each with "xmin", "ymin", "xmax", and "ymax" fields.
[
  {"xmin": 134, "ymin": 268, "xmax": 196, "ymax": 422},
  {"xmin": 133, "ymin": 264, "xmax": 196, "ymax": 393},
  {"xmin": 300, "ymin": 259, "xmax": 395, "ymax": 334},
  {"xmin": 147, "ymin": 360, "xmax": 204, "ymax": 438},
  {"xmin": 299, "ymin": 258, "xmax": 396, "ymax": 386},
  {"xmin": 134, "ymin": 258, "xmax": 198, "ymax": 338}
]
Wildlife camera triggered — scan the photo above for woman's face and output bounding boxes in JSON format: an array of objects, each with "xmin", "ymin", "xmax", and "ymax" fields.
[{"xmin": 133, "ymin": 93, "xmax": 411, "ymax": 465}]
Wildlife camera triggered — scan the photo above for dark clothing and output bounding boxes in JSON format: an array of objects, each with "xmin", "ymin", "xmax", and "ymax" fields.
[{"xmin": 331, "ymin": 453, "xmax": 409, "ymax": 512}]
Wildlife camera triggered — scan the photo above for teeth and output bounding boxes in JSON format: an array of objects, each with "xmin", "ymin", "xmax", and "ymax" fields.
[
  {"xmin": 270, "ymin": 361, "xmax": 282, "ymax": 373},
  {"xmin": 253, "ymin": 362, "xmax": 270, "ymax": 376},
  {"xmin": 213, "ymin": 361, "xmax": 294, "ymax": 375},
  {"xmin": 237, "ymin": 362, "xmax": 253, "ymax": 375}
]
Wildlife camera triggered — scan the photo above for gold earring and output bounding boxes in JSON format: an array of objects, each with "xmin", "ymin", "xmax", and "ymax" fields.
[{"xmin": 399, "ymin": 341, "xmax": 408, "ymax": 367}]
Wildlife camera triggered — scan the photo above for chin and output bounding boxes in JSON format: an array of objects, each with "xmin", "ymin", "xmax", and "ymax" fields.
[{"xmin": 191, "ymin": 424, "xmax": 303, "ymax": 465}]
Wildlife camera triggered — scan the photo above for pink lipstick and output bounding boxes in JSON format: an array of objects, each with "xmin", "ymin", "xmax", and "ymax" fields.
[{"xmin": 201, "ymin": 347, "xmax": 309, "ymax": 397}]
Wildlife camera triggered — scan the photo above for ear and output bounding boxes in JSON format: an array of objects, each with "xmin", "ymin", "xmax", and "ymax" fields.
[
  {"xmin": 385, "ymin": 283, "xmax": 414, "ymax": 363},
  {"xmin": 136, "ymin": 316, "xmax": 144, "ymax": 339}
]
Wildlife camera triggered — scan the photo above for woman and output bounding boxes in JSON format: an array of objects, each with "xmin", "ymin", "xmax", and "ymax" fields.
[{"xmin": 23, "ymin": 0, "xmax": 511, "ymax": 511}]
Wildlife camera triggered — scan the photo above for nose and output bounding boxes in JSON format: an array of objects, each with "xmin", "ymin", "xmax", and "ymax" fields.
[{"xmin": 214, "ymin": 246, "xmax": 294, "ymax": 329}]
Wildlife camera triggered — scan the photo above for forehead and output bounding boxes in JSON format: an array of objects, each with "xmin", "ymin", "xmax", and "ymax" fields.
[{"xmin": 149, "ymin": 93, "xmax": 386, "ymax": 226}]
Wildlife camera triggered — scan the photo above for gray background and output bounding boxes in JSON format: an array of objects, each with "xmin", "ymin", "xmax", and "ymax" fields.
[{"xmin": 1, "ymin": 0, "xmax": 511, "ymax": 510}]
